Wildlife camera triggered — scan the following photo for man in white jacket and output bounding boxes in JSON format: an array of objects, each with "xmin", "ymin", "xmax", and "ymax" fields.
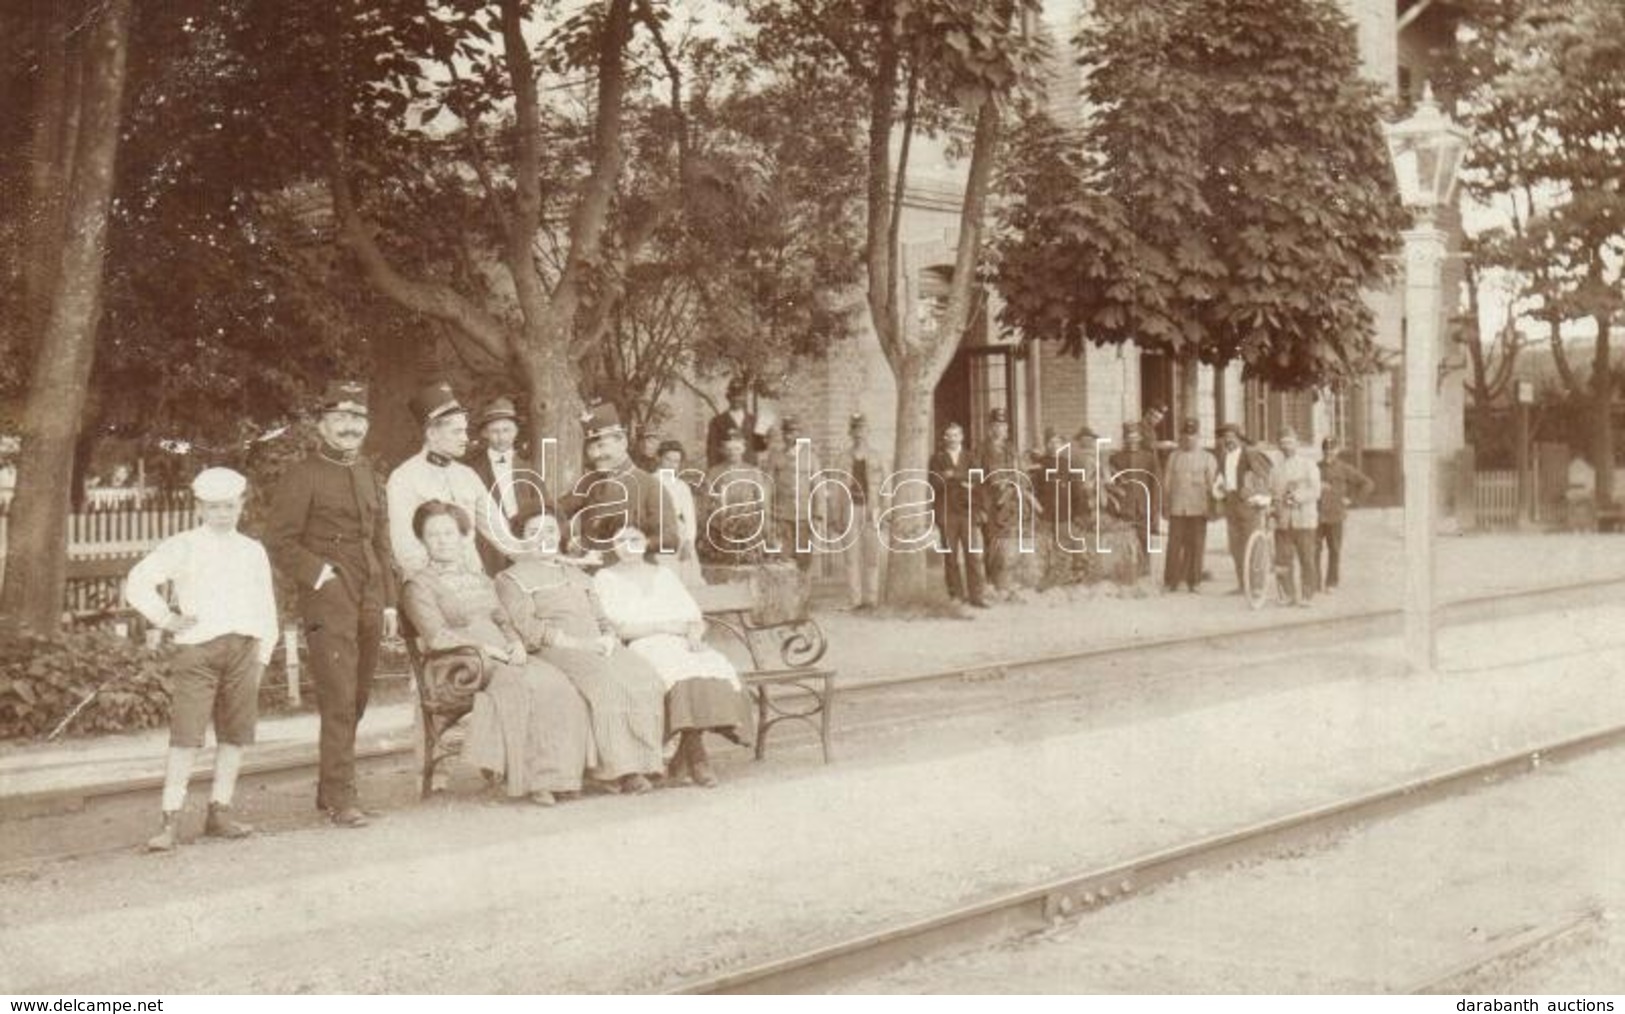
[{"xmin": 125, "ymin": 467, "xmax": 279, "ymax": 852}]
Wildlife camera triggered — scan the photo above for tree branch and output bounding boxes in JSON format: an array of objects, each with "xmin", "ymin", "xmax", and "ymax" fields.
[
  {"xmin": 498, "ymin": 0, "xmax": 547, "ymax": 329},
  {"xmin": 552, "ymin": 0, "xmax": 634, "ymax": 321},
  {"xmin": 864, "ymin": 13, "xmax": 903, "ymax": 368}
]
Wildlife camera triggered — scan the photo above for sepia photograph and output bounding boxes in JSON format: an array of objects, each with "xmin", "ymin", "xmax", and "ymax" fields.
[{"xmin": 1, "ymin": 0, "xmax": 1622, "ymax": 999}]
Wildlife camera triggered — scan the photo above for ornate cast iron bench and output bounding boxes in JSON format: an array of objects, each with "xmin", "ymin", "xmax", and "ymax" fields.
[
  {"xmin": 691, "ymin": 581, "xmax": 836, "ymax": 764},
  {"xmin": 400, "ymin": 615, "xmax": 491, "ymax": 798}
]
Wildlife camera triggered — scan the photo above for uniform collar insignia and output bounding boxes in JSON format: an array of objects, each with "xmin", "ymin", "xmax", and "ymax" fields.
[
  {"xmin": 426, "ymin": 451, "xmax": 451, "ymax": 467},
  {"xmin": 319, "ymin": 446, "xmax": 359, "ymax": 466}
]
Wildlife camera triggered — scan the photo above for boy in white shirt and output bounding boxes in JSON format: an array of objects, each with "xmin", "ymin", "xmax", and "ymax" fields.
[{"xmin": 124, "ymin": 467, "xmax": 280, "ymax": 852}]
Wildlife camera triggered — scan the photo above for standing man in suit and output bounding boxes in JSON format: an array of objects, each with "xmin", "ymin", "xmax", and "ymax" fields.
[
  {"xmin": 265, "ymin": 381, "xmax": 398, "ymax": 828},
  {"xmin": 706, "ymin": 378, "xmax": 758, "ymax": 468},
  {"xmin": 1215, "ymin": 422, "xmax": 1274, "ymax": 592},
  {"xmin": 929, "ymin": 421, "xmax": 988, "ymax": 608},
  {"xmin": 1317, "ymin": 437, "xmax": 1375, "ymax": 593},
  {"xmin": 1161, "ymin": 417, "xmax": 1218, "ymax": 594},
  {"xmin": 468, "ymin": 396, "xmax": 545, "ymax": 574}
]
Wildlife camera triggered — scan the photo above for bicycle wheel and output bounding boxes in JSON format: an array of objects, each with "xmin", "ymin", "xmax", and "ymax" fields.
[{"xmin": 1242, "ymin": 529, "xmax": 1272, "ymax": 610}]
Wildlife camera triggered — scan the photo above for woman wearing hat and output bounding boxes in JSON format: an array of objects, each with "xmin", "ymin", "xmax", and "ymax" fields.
[{"xmin": 592, "ymin": 524, "xmax": 755, "ymax": 787}]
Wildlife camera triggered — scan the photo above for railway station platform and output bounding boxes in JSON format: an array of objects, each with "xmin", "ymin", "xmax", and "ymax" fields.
[
  {"xmin": 4, "ymin": 512, "xmax": 1625, "ymax": 814},
  {"xmin": 3, "ymin": 513, "xmax": 1625, "ymax": 992}
]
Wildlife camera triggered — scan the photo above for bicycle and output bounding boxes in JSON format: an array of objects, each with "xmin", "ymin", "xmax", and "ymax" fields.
[{"xmin": 1241, "ymin": 493, "xmax": 1303, "ymax": 610}]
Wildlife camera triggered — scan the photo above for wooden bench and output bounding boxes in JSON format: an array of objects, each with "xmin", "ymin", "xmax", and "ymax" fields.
[
  {"xmin": 400, "ymin": 615, "xmax": 490, "ymax": 798},
  {"xmin": 401, "ymin": 578, "xmax": 837, "ymax": 796},
  {"xmin": 691, "ymin": 581, "xmax": 837, "ymax": 764}
]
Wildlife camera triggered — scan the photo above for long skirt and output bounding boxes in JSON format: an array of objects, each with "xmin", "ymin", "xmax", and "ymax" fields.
[
  {"xmin": 464, "ymin": 660, "xmax": 592, "ymax": 797},
  {"xmin": 538, "ymin": 645, "xmax": 666, "ymax": 780},
  {"xmin": 626, "ymin": 634, "xmax": 757, "ymax": 741}
]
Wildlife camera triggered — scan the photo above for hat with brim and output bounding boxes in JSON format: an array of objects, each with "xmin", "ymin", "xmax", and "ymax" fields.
[
  {"xmin": 1075, "ymin": 426, "xmax": 1100, "ymax": 442},
  {"xmin": 581, "ymin": 401, "xmax": 625, "ymax": 441},
  {"xmin": 1217, "ymin": 422, "xmax": 1244, "ymax": 439},
  {"xmin": 191, "ymin": 467, "xmax": 247, "ymax": 502},
  {"xmin": 318, "ymin": 380, "xmax": 369, "ymax": 417},
  {"xmin": 476, "ymin": 397, "xmax": 519, "ymax": 429},
  {"xmin": 410, "ymin": 381, "xmax": 465, "ymax": 428}
]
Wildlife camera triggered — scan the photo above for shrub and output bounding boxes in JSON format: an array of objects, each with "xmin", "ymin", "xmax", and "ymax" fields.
[{"xmin": 0, "ymin": 627, "xmax": 174, "ymax": 741}]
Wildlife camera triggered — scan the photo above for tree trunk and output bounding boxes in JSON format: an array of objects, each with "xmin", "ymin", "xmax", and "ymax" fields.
[
  {"xmin": 0, "ymin": 0, "xmax": 133, "ymax": 633},
  {"xmin": 882, "ymin": 359, "xmax": 940, "ymax": 602},
  {"xmin": 1593, "ymin": 318, "xmax": 1614, "ymax": 509},
  {"xmin": 518, "ymin": 319, "xmax": 587, "ymax": 493},
  {"xmin": 22, "ymin": 8, "xmax": 83, "ymax": 347}
]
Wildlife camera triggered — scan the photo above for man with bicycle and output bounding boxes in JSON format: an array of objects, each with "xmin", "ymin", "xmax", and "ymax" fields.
[
  {"xmin": 1214, "ymin": 423, "xmax": 1273, "ymax": 593},
  {"xmin": 1266, "ymin": 427, "xmax": 1322, "ymax": 606}
]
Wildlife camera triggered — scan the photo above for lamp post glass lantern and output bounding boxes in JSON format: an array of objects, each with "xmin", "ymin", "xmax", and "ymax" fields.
[{"xmin": 1385, "ymin": 81, "xmax": 1469, "ymax": 675}]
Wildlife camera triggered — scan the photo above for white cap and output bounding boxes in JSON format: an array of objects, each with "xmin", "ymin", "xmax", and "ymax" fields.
[{"xmin": 191, "ymin": 467, "xmax": 247, "ymax": 502}]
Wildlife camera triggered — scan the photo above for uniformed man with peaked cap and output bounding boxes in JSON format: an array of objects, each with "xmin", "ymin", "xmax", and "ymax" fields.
[{"xmin": 264, "ymin": 380, "xmax": 398, "ymax": 828}]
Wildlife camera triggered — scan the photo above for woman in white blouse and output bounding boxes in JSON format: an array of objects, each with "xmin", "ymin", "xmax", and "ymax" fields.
[{"xmin": 592, "ymin": 525, "xmax": 754, "ymax": 787}]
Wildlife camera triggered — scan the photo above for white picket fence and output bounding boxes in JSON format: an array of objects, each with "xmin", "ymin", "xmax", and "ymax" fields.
[{"xmin": 0, "ymin": 493, "xmax": 194, "ymax": 589}]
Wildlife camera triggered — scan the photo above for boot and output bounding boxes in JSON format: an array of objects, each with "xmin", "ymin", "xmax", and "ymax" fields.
[
  {"xmin": 688, "ymin": 733, "xmax": 718, "ymax": 789},
  {"xmin": 204, "ymin": 802, "xmax": 253, "ymax": 839},
  {"xmin": 145, "ymin": 811, "xmax": 181, "ymax": 853}
]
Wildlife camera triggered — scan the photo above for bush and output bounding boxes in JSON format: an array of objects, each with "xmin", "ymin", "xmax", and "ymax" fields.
[{"xmin": 0, "ymin": 628, "xmax": 174, "ymax": 741}]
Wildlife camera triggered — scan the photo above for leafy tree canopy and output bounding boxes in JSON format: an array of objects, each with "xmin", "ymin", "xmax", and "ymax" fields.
[{"xmin": 991, "ymin": 0, "xmax": 1407, "ymax": 389}]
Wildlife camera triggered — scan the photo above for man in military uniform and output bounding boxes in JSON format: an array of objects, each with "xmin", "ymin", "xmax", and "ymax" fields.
[
  {"xmin": 386, "ymin": 381, "xmax": 509, "ymax": 577},
  {"xmin": 265, "ymin": 381, "xmax": 398, "ymax": 828},
  {"xmin": 563, "ymin": 401, "xmax": 679, "ymax": 555},
  {"xmin": 1161, "ymin": 417, "xmax": 1218, "ymax": 593}
]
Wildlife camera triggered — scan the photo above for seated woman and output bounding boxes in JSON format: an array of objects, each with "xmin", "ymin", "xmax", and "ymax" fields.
[
  {"xmin": 592, "ymin": 524, "xmax": 755, "ymax": 787},
  {"xmin": 496, "ymin": 507, "xmax": 667, "ymax": 795},
  {"xmin": 401, "ymin": 500, "xmax": 592, "ymax": 806}
]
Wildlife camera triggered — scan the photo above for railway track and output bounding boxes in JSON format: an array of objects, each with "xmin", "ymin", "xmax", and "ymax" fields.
[
  {"xmin": 671, "ymin": 722, "xmax": 1625, "ymax": 994},
  {"xmin": 3, "ymin": 575, "xmax": 1622, "ymax": 873}
]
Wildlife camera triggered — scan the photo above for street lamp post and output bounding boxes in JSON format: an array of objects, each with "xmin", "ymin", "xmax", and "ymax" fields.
[{"xmin": 1385, "ymin": 84, "xmax": 1470, "ymax": 675}]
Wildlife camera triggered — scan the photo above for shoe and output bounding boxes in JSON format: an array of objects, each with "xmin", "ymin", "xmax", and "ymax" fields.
[
  {"xmin": 528, "ymin": 790, "xmax": 556, "ymax": 807},
  {"xmin": 326, "ymin": 806, "xmax": 369, "ymax": 828},
  {"xmin": 969, "ymin": 599, "xmax": 991, "ymax": 609},
  {"xmin": 666, "ymin": 743, "xmax": 692, "ymax": 785},
  {"xmin": 620, "ymin": 773, "xmax": 654, "ymax": 795},
  {"xmin": 204, "ymin": 802, "xmax": 253, "ymax": 840},
  {"xmin": 687, "ymin": 733, "xmax": 719, "ymax": 789},
  {"xmin": 145, "ymin": 812, "xmax": 180, "ymax": 853}
]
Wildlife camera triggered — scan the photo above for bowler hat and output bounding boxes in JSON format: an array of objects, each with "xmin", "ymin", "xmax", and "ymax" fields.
[
  {"xmin": 581, "ymin": 401, "xmax": 625, "ymax": 440},
  {"xmin": 476, "ymin": 397, "xmax": 519, "ymax": 429},
  {"xmin": 409, "ymin": 381, "xmax": 465, "ymax": 428},
  {"xmin": 318, "ymin": 380, "xmax": 369, "ymax": 416}
]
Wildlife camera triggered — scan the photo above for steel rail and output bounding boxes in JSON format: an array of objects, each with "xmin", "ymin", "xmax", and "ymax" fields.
[
  {"xmin": 1403, "ymin": 907, "xmax": 1605, "ymax": 995},
  {"xmin": 671, "ymin": 722, "xmax": 1625, "ymax": 994}
]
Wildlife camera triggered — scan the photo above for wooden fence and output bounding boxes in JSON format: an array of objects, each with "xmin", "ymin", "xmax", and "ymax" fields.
[{"xmin": 0, "ymin": 492, "xmax": 195, "ymax": 618}]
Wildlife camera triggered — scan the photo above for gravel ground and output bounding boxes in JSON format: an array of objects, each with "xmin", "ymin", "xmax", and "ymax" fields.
[
  {"xmin": 3, "ymin": 593, "xmax": 1624, "ymax": 994},
  {"xmin": 832, "ymin": 732, "xmax": 1625, "ymax": 993}
]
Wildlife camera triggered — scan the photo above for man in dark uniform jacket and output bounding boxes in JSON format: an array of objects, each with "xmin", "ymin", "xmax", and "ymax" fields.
[
  {"xmin": 264, "ymin": 380, "xmax": 397, "ymax": 828},
  {"xmin": 562, "ymin": 401, "xmax": 680, "ymax": 555},
  {"xmin": 705, "ymin": 378, "xmax": 760, "ymax": 468},
  {"xmin": 928, "ymin": 420, "xmax": 988, "ymax": 608},
  {"xmin": 1215, "ymin": 422, "xmax": 1274, "ymax": 591},
  {"xmin": 467, "ymin": 396, "xmax": 546, "ymax": 574}
]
